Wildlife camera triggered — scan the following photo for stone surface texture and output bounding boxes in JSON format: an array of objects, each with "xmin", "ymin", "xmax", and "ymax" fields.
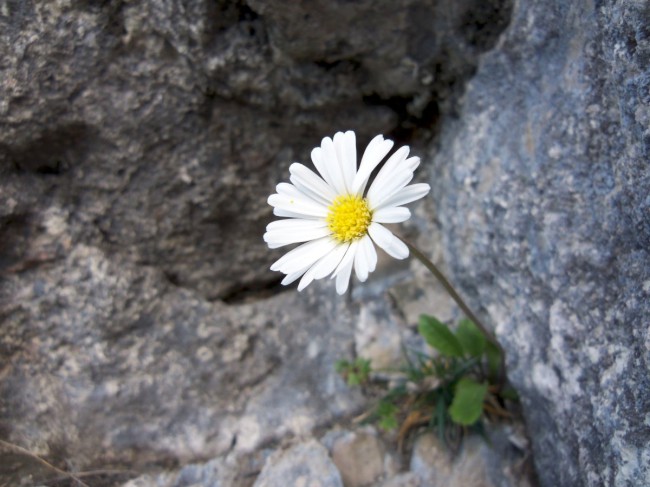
[
  {"xmin": 0, "ymin": 0, "xmax": 511, "ymax": 482},
  {"xmin": 325, "ymin": 428, "xmax": 395, "ymax": 487},
  {"xmin": 410, "ymin": 430, "xmax": 534, "ymax": 487},
  {"xmin": 430, "ymin": 1, "xmax": 650, "ymax": 486},
  {"xmin": 1, "ymin": 0, "xmax": 646, "ymax": 486},
  {"xmin": 252, "ymin": 440, "xmax": 343, "ymax": 487}
]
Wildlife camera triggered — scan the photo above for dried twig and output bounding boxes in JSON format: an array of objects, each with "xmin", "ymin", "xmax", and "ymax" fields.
[{"xmin": 0, "ymin": 439, "xmax": 90, "ymax": 487}]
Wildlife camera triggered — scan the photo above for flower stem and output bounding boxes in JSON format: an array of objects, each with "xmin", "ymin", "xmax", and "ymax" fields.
[{"xmin": 399, "ymin": 237, "xmax": 505, "ymax": 358}]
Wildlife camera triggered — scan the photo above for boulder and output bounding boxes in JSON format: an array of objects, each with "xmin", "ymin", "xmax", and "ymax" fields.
[
  {"xmin": 252, "ymin": 440, "xmax": 343, "ymax": 487},
  {"xmin": 430, "ymin": 1, "xmax": 650, "ymax": 485}
]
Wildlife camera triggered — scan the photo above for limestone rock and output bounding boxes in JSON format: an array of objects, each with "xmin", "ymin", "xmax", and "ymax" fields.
[
  {"xmin": 122, "ymin": 456, "xmax": 239, "ymax": 487},
  {"xmin": 252, "ymin": 440, "xmax": 343, "ymax": 487},
  {"xmin": 354, "ymin": 299, "xmax": 405, "ymax": 371},
  {"xmin": 410, "ymin": 430, "xmax": 534, "ymax": 487},
  {"xmin": 326, "ymin": 428, "xmax": 395, "ymax": 487},
  {"xmin": 430, "ymin": 0, "xmax": 650, "ymax": 485},
  {"xmin": 0, "ymin": 237, "xmax": 363, "ymax": 468},
  {"xmin": 409, "ymin": 434, "xmax": 454, "ymax": 486},
  {"xmin": 379, "ymin": 473, "xmax": 421, "ymax": 487}
]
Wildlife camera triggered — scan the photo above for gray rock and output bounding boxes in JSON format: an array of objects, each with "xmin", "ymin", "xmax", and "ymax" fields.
[
  {"xmin": 0, "ymin": 0, "xmax": 395, "ymax": 302},
  {"xmin": 121, "ymin": 449, "xmax": 275, "ymax": 487},
  {"xmin": 167, "ymin": 456, "xmax": 237, "ymax": 487},
  {"xmin": 379, "ymin": 472, "xmax": 421, "ymax": 487},
  {"xmin": 410, "ymin": 430, "xmax": 534, "ymax": 487},
  {"xmin": 354, "ymin": 298, "xmax": 405, "ymax": 371},
  {"xmin": 0, "ymin": 238, "xmax": 362, "ymax": 469},
  {"xmin": 409, "ymin": 434, "xmax": 454, "ymax": 486},
  {"xmin": 327, "ymin": 428, "xmax": 395, "ymax": 487},
  {"xmin": 429, "ymin": 0, "xmax": 650, "ymax": 486},
  {"xmin": 0, "ymin": 0, "xmax": 518, "ymax": 483},
  {"xmin": 252, "ymin": 440, "xmax": 343, "ymax": 487}
]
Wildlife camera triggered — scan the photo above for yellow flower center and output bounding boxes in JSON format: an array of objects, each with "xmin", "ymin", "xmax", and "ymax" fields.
[{"xmin": 326, "ymin": 195, "xmax": 372, "ymax": 243}]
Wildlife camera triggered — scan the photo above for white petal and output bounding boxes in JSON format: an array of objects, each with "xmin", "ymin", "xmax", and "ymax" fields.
[
  {"xmin": 367, "ymin": 169, "xmax": 414, "ymax": 210},
  {"xmin": 289, "ymin": 178, "xmax": 331, "ymax": 207},
  {"xmin": 270, "ymin": 238, "xmax": 322, "ymax": 271},
  {"xmin": 311, "ymin": 242, "xmax": 349, "ymax": 280},
  {"xmin": 371, "ymin": 156, "xmax": 420, "ymax": 198},
  {"xmin": 360, "ymin": 234, "xmax": 378, "ymax": 272},
  {"xmin": 345, "ymin": 131, "xmax": 357, "ymax": 172},
  {"xmin": 379, "ymin": 156, "xmax": 420, "ymax": 184},
  {"xmin": 297, "ymin": 266, "xmax": 318, "ymax": 292},
  {"xmin": 374, "ymin": 183, "xmax": 431, "ymax": 210},
  {"xmin": 352, "ymin": 135, "xmax": 394, "ymax": 195},
  {"xmin": 270, "ymin": 237, "xmax": 337, "ymax": 274},
  {"xmin": 366, "ymin": 146, "xmax": 411, "ymax": 206},
  {"xmin": 335, "ymin": 257, "xmax": 354, "ymax": 294},
  {"xmin": 289, "ymin": 163, "xmax": 337, "ymax": 203},
  {"xmin": 334, "ymin": 131, "xmax": 356, "ymax": 193},
  {"xmin": 367, "ymin": 146, "xmax": 409, "ymax": 188},
  {"xmin": 372, "ymin": 206, "xmax": 411, "ymax": 223},
  {"xmin": 275, "ymin": 182, "xmax": 323, "ymax": 207},
  {"xmin": 278, "ymin": 241, "xmax": 338, "ymax": 274},
  {"xmin": 321, "ymin": 136, "xmax": 347, "ymax": 194},
  {"xmin": 353, "ymin": 240, "xmax": 369, "ymax": 282},
  {"xmin": 273, "ymin": 208, "xmax": 323, "ymax": 219},
  {"xmin": 311, "ymin": 146, "xmax": 337, "ymax": 191},
  {"xmin": 264, "ymin": 226, "xmax": 332, "ymax": 248},
  {"xmin": 281, "ymin": 269, "xmax": 308, "ymax": 285},
  {"xmin": 268, "ymin": 194, "xmax": 328, "ymax": 218},
  {"xmin": 405, "ymin": 156, "xmax": 420, "ymax": 172},
  {"xmin": 266, "ymin": 219, "xmax": 328, "ymax": 232},
  {"xmin": 276, "ymin": 181, "xmax": 334, "ymax": 209},
  {"xmin": 368, "ymin": 222, "xmax": 409, "ymax": 260},
  {"xmin": 297, "ymin": 243, "xmax": 348, "ymax": 291},
  {"xmin": 332, "ymin": 240, "xmax": 359, "ymax": 278}
]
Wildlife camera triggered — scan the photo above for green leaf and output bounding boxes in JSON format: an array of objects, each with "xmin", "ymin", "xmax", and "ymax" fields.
[
  {"xmin": 334, "ymin": 359, "xmax": 349, "ymax": 373},
  {"xmin": 355, "ymin": 358, "xmax": 372, "ymax": 380},
  {"xmin": 335, "ymin": 358, "xmax": 372, "ymax": 386},
  {"xmin": 455, "ymin": 319, "xmax": 487, "ymax": 357},
  {"xmin": 418, "ymin": 315, "xmax": 464, "ymax": 357},
  {"xmin": 379, "ymin": 414, "xmax": 398, "ymax": 431},
  {"xmin": 376, "ymin": 401, "xmax": 398, "ymax": 431},
  {"xmin": 347, "ymin": 373, "xmax": 360, "ymax": 386},
  {"xmin": 449, "ymin": 378, "xmax": 488, "ymax": 426},
  {"xmin": 485, "ymin": 341, "xmax": 502, "ymax": 378}
]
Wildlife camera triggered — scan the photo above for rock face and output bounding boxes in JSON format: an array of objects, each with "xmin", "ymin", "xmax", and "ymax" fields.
[
  {"xmin": 430, "ymin": 1, "xmax": 650, "ymax": 486},
  {"xmin": 0, "ymin": 0, "xmax": 510, "ymax": 300},
  {"xmin": 0, "ymin": 0, "xmax": 515, "ymax": 484},
  {"xmin": 6, "ymin": 0, "xmax": 647, "ymax": 485}
]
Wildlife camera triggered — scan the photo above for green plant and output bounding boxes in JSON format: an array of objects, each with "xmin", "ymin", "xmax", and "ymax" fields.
[
  {"xmin": 337, "ymin": 314, "xmax": 517, "ymax": 447},
  {"xmin": 335, "ymin": 357, "xmax": 372, "ymax": 387}
]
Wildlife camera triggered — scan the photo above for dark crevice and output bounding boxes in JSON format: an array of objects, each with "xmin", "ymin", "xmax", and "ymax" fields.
[
  {"xmin": 34, "ymin": 160, "xmax": 65, "ymax": 175},
  {"xmin": 9, "ymin": 123, "xmax": 99, "ymax": 176},
  {"xmin": 459, "ymin": 0, "xmax": 514, "ymax": 49},
  {"xmin": 0, "ymin": 214, "xmax": 32, "ymax": 274},
  {"xmin": 237, "ymin": 2, "xmax": 259, "ymax": 22},
  {"xmin": 314, "ymin": 58, "xmax": 361, "ymax": 73},
  {"xmin": 163, "ymin": 270, "xmax": 181, "ymax": 287},
  {"xmin": 203, "ymin": 0, "xmax": 260, "ymax": 44},
  {"xmin": 362, "ymin": 94, "xmax": 440, "ymax": 144},
  {"xmin": 220, "ymin": 276, "xmax": 289, "ymax": 304}
]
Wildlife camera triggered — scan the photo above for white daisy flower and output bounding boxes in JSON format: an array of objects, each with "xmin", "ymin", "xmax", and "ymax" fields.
[{"xmin": 264, "ymin": 130, "xmax": 430, "ymax": 295}]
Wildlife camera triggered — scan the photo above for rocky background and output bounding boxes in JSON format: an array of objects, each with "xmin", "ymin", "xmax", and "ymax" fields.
[
  {"xmin": 0, "ymin": 0, "xmax": 647, "ymax": 486},
  {"xmin": 430, "ymin": 1, "xmax": 650, "ymax": 486}
]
